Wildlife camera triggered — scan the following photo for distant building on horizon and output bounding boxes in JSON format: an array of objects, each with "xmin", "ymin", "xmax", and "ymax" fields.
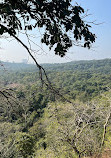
[{"xmin": 22, "ymin": 59, "xmax": 28, "ymax": 64}]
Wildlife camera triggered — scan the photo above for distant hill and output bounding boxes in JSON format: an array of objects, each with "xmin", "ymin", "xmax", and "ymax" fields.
[
  {"xmin": 0, "ymin": 58, "xmax": 111, "ymax": 74},
  {"xmin": 43, "ymin": 58, "xmax": 111, "ymax": 74},
  {"xmin": 0, "ymin": 61, "xmax": 36, "ymax": 72}
]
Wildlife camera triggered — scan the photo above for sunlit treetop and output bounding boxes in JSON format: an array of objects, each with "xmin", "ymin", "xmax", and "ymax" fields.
[{"xmin": 0, "ymin": 0, "xmax": 96, "ymax": 57}]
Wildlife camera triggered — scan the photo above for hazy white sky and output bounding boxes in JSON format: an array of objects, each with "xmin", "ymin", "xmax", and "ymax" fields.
[{"xmin": 0, "ymin": 0, "xmax": 111, "ymax": 63}]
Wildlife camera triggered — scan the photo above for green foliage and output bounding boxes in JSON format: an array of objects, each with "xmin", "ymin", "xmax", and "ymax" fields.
[
  {"xmin": 104, "ymin": 126, "xmax": 111, "ymax": 149},
  {"xmin": 15, "ymin": 132, "xmax": 35, "ymax": 158},
  {"xmin": 1, "ymin": 59, "xmax": 111, "ymax": 103},
  {"xmin": 1, "ymin": 59, "xmax": 111, "ymax": 157}
]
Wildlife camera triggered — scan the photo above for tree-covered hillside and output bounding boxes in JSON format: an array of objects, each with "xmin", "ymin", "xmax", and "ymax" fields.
[
  {"xmin": 1, "ymin": 58, "xmax": 111, "ymax": 73},
  {"xmin": 1, "ymin": 59, "xmax": 111, "ymax": 102},
  {"xmin": 0, "ymin": 59, "xmax": 111, "ymax": 158}
]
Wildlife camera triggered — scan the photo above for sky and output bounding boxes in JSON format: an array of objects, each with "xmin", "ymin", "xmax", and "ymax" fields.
[{"xmin": 0, "ymin": 0, "xmax": 111, "ymax": 64}]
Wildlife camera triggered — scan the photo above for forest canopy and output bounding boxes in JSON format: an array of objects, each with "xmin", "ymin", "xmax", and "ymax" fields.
[{"xmin": 0, "ymin": 59, "xmax": 111, "ymax": 158}]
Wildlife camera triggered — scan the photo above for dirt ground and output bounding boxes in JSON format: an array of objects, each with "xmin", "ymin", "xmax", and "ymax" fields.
[{"xmin": 84, "ymin": 149, "xmax": 111, "ymax": 158}]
